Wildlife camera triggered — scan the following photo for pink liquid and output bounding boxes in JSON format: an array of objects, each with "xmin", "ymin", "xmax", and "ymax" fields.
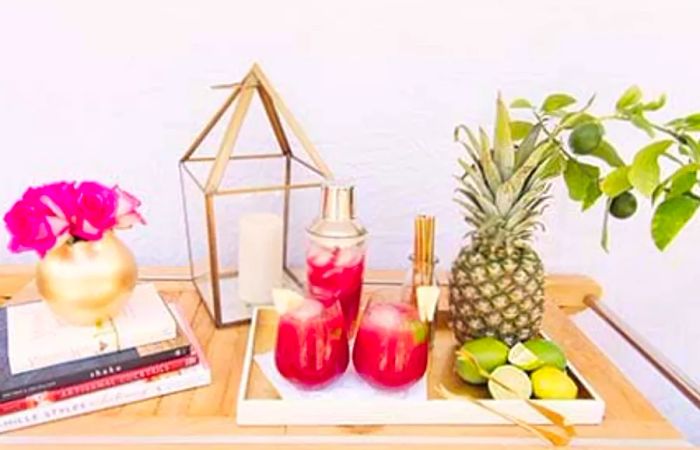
[
  {"xmin": 306, "ymin": 243, "xmax": 366, "ymax": 333},
  {"xmin": 352, "ymin": 301, "xmax": 428, "ymax": 389},
  {"xmin": 274, "ymin": 299, "xmax": 349, "ymax": 389}
]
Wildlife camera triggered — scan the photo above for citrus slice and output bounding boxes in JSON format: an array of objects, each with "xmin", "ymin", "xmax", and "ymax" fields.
[
  {"xmin": 271, "ymin": 288, "xmax": 305, "ymax": 315},
  {"xmin": 487, "ymin": 365, "xmax": 532, "ymax": 400},
  {"xmin": 523, "ymin": 339, "xmax": 567, "ymax": 370},
  {"xmin": 416, "ymin": 285, "xmax": 440, "ymax": 322},
  {"xmin": 508, "ymin": 342, "xmax": 542, "ymax": 371}
]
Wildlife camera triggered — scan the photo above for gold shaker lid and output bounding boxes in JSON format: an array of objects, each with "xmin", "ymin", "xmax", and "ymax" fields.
[{"xmin": 307, "ymin": 180, "xmax": 367, "ymax": 240}]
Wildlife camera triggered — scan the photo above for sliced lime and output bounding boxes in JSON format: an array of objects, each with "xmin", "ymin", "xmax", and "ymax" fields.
[
  {"xmin": 508, "ymin": 342, "xmax": 542, "ymax": 371},
  {"xmin": 523, "ymin": 339, "xmax": 567, "ymax": 370},
  {"xmin": 488, "ymin": 365, "xmax": 533, "ymax": 400}
]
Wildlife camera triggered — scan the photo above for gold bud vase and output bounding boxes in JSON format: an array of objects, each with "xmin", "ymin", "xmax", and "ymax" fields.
[{"xmin": 36, "ymin": 232, "xmax": 137, "ymax": 325}]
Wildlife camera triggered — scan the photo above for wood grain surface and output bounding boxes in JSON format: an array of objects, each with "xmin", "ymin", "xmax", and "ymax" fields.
[{"xmin": 0, "ymin": 267, "xmax": 687, "ymax": 449}]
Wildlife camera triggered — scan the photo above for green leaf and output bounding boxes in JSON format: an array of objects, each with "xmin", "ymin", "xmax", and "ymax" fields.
[
  {"xmin": 630, "ymin": 114, "xmax": 655, "ymax": 138},
  {"xmin": 685, "ymin": 113, "xmax": 700, "ymax": 126},
  {"xmin": 652, "ymin": 196, "xmax": 700, "ymax": 250},
  {"xmin": 564, "ymin": 159, "xmax": 600, "ymax": 202},
  {"xmin": 680, "ymin": 135, "xmax": 700, "ymax": 162},
  {"xmin": 628, "ymin": 140, "xmax": 674, "ymax": 196},
  {"xmin": 651, "ymin": 163, "xmax": 700, "ymax": 204},
  {"xmin": 510, "ymin": 121, "xmax": 533, "ymax": 141},
  {"xmin": 477, "ymin": 127, "xmax": 502, "ymax": 190},
  {"xmin": 514, "ymin": 124, "xmax": 542, "ymax": 168},
  {"xmin": 583, "ymin": 178, "xmax": 603, "ymax": 210},
  {"xmin": 601, "ymin": 166, "xmax": 632, "ymax": 197},
  {"xmin": 538, "ymin": 151, "xmax": 566, "ymax": 179},
  {"xmin": 588, "ymin": 140, "xmax": 625, "ymax": 167},
  {"xmin": 493, "ymin": 95, "xmax": 515, "ymax": 178},
  {"xmin": 642, "ymin": 94, "xmax": 667, "ymax": 111},
  {"xmin": 668, "ymin": 171, "xmax": 697, "ymax": 198},
  {"xmin": 666, "ymin": 117, "xmax": 687, "ymax": 129},
  {"xmin": 542, "ymin": 93, "xmax": 576, "ymax": 112},
  {"xmin": 510, "ymin": 98, "xmax": 533, "ymax": 109},
  {"xmin": 616, "ymin": 85, "xmax": 642, "ymax": 111}
]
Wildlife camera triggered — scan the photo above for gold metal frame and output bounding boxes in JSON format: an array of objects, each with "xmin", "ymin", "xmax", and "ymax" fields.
[{"xmin": 179, "ymin": 64, "xmax": 332, "ymax": 327}]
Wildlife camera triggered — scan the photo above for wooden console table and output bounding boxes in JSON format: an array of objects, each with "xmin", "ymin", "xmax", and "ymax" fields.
[{"xmin": 0, "ymin": 267, "xmax": 690, "ymax": 449}]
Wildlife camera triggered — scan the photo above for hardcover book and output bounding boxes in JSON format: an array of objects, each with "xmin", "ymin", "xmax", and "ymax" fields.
[
  {"xmin": 0, "ymin": 306, "xmax": 190, "ymax": 403},
  {"xmin": 0, "ymin": 304, "xmax": 210, "ymax": 433},
  {"xmin": 7, "ymin": 283, "xmax": 177, "ymax": 374}
]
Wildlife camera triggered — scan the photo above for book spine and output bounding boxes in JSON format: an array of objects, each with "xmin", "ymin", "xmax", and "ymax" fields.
[
  {"xmin": 46, "ymin": 353, "xmax": 198, "ymax": 402},
  {"xmin": 0, "ymin": 354, "xmax": 198, "ymax": 416},
  {"xmin": 0, "ymin": 344, "xmax": 191, "ymax": 403},
  {"xmin": 0, "ymin": 397, "xmax": 36, "ymax": 416},
  {"xmin": 0, "ymin": 365, "xmax": 211, "ymax": 433}
]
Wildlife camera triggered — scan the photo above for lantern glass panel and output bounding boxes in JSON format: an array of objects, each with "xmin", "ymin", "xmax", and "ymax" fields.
[{"xmin": 180, "ymin": 161, "xmax": 216, "ymax": 316}]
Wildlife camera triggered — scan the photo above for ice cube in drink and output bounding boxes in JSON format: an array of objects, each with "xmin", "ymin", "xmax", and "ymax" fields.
[{"xmin": 306, "ymin": 241, "xmax": 366, "ymax": 333}]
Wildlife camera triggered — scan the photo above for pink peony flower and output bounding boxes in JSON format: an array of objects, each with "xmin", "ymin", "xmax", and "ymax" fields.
[
  {"xmin": 4, "ymin": 199, "xmax": 66, "ymax": 257},
  {"xmin": 4, "ymin": 180, "xmax": 145, "ymax": 258},
  {"xmin": 22, "ymin": 181, "xmax": 76, "ymax": 233},
  {"xmin": 113, "ymin": 186, "xmax": 146, "ymax": 229},
  {"xmin": 71, "ymin": 181, "xmax": 118, "ymax": 240}
]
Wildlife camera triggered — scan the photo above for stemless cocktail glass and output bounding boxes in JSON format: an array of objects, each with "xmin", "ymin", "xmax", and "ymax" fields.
[
  {"xmin": 352, "ymin": 292, "xmax": 429, "ymax": 390},
  {"xmin": 306, "ymin": 239, "xmax": 366, "ymax": 333},
  {"xmin": 274, "ymin": 298, "xmax": 349, "ymax": 389}
]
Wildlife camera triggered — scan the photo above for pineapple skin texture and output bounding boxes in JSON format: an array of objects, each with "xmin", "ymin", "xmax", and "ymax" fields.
[{"xmin": 449, "ymin": 242, "xmax": 545, "ymax": 346}]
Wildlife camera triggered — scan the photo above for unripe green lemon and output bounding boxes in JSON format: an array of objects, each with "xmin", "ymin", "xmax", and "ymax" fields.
[
  {"xmin": 568, "ymin": 122, "xmax": 604, "ymax": 155},
  {"xmin": 522, "ymin": 339, "xmax": 567, "ymax": 370},
  {"xmin": 610, "ymin": 192, "xmax": 637, "ymax": 219},
  {"xmin": 455, "ymin": 337, "xmax": 509, "ymax": 384}
]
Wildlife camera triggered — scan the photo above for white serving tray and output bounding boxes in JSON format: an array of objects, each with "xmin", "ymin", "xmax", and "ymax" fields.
[{"xmin": 237, "ymin": 306, "xmax": 605, "ymax": 426}]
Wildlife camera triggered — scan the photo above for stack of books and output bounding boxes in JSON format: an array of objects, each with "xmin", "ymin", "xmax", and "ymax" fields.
[{"xmin": 0, "ymin": 284, "xmax": 211, "ymax": 432}]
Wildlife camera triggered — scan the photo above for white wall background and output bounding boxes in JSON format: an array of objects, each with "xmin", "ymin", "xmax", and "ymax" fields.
[{"xmin": 1, "ymin": 0, "xmax": 698, "ymax": 440}]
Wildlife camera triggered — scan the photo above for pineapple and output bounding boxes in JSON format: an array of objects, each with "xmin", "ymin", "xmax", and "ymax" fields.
[{"xmin": 449, "ymin": 94, "xmax": 557, "ymax": 346}]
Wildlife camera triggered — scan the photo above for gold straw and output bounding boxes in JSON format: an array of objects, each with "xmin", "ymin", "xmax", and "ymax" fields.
[{"xmin": 412, "ymin": 215, "xmax": 436, "ymax": 305}]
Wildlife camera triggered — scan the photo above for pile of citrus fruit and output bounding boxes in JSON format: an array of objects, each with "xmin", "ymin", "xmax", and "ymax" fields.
[{"xmin": 455, "ymin": 337, "xmax": 578, "ymax": 400}]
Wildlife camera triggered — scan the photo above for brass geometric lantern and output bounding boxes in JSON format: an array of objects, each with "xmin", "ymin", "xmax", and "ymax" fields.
[{"xmin": 179, "ymin": 64, "xmax": 332, "ymax": 327}]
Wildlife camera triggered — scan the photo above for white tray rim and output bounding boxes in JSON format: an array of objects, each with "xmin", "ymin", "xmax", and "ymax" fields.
[{"xmin": 236, "ymin": 306, "xmax": 606, "ymax": 426}]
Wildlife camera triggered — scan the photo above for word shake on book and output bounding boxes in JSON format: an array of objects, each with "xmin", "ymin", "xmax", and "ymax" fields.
[{"xmin": 0, "ymin": 283, "xmax": 211, "ymax": 432}]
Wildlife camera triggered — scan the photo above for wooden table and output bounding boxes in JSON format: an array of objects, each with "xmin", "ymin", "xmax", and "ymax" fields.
[{"xmin": 0, "ymin": 267, "xmax": 690, "ymax": 449}]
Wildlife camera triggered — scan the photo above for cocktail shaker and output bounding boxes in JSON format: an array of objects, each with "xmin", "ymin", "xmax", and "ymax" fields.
[{"xmin": 306, "ymin": 180, "xmax": 367, "ymax": 332}]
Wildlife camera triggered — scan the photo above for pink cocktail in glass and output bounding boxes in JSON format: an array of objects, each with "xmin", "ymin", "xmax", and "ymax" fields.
[
  {"xmin": 274, "ymin": 298, "xmax": 349, "ymax": 389},
  {"xmin": 352, "ymin": 299, "xmax": 428, "ymax": 389},
  {"xmin": 306, "ymin": 241, "xmax": 366, "ymax": 333}
]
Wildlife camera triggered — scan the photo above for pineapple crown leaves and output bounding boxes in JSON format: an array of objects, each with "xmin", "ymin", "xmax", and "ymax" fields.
[{"xmin": 454, "ymin": 95, "xmax": 555, "ymax": 247}]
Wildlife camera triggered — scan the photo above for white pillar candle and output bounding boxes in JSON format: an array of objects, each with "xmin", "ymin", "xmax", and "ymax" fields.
[{"xmin": 238, "ymin": 213, "xmax": 284, "ymax": 305}]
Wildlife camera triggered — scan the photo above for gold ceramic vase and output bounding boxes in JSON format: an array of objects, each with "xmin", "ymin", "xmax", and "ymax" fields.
[{"xmin": 36, "ymin": 232, "xmax": 137, "ymax": 325}]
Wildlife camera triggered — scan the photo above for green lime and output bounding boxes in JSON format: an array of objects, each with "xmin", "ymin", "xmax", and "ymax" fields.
[
  {"xmin": 568, "ymin": 122, "xmax": 603, "ymax": 155},
  {"xmin": 488, "ymin": 365, "xmax": 533, "ymax": 400},
  {"xmin": 531, "ymin": 366, "xmax": 578, "ymax": 399},
  {"xmin": 508, "ymin": 342, "xmax": 542, "ymax": 371},
  {"xmin": 522, "ymin": 339, "xmax": 567, "ymax": 370},
  {"xmin": 609, "ymin": 192, "xmax": 637, "ymax": 219},
  {"xmin": 455, "ymin": 337, "xmax": 509, "ymax": 385}
]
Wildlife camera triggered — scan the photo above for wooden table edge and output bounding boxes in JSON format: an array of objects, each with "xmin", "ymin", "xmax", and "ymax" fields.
[{"xmin": 0, "ymin": 267, "xmax": 689, "ymax": 449}]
